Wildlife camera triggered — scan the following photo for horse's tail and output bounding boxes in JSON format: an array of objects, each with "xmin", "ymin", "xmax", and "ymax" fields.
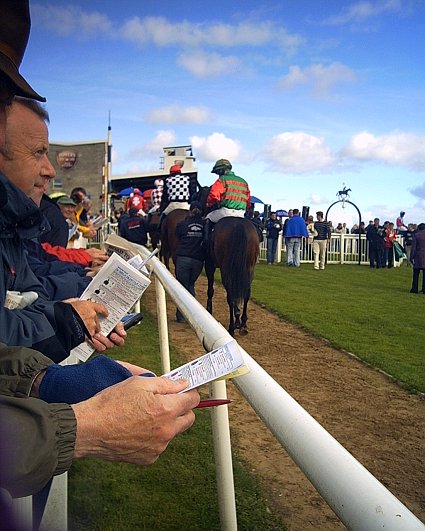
[{"xmin": 222, "ymin": 222, "xmax": 250, "ymax": 304}]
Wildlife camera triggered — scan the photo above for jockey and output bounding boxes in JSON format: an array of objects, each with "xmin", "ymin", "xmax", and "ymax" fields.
[
  {"xmin": 158, "ymin": 164, "xmax": 196, "ymax": 228},
  {"xmin": 149, "ymin": 179, "xmax": 164, "ymax": 213},
  {"xmin": 126, "ymin": 188, "xmax": 146, "ymax": 216},
  {"xmin": 204, "ymin": 159, "xmax": 251, "ymax": 242},
  {"xmin": 147, "ymin": 179, "xmax": 164, "ymax": 226}
]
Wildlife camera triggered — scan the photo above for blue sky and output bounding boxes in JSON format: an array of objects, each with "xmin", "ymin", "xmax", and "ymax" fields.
[{"xmin": 22, "ymin": 0, "xmax": 425, "ymax": 226}]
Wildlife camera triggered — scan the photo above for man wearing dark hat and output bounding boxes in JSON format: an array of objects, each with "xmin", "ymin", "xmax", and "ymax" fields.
[
  {"xmin": 174, "ymin": 201, "xmax": 205, "ymax": 322},
  {"xmin": 0, "ymin": 0, "xmax": 199, "ymax": 513}
]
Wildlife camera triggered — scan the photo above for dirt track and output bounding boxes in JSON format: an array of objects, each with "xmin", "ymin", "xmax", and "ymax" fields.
[{"xmin": 144, "ymin": 275, "xmax": 425, "ymax": 530}]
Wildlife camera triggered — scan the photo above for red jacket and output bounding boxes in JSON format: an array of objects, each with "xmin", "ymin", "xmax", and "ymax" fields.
[
  {"xmin": 383, "ymin": 229, "xmax": 396, "ymax": 249},
  {"xmin": 41, "ymin": 242, "xmax": 92, "ymax": 266}
]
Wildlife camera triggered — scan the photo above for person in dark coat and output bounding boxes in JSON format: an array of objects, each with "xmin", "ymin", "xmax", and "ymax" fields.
[
  {"xmin": 174, "ymin": 201, "xmax": 205, "ymax": 322},
  {"xmin": 409, "ymin": 223, "xmax": 425, "ymax": 294},
  {"xmin": 119, "ymin": 208, "xmax": 148, "ymax": 246},
  {"xmin": 366, "ymin": 218, "xmax": 385, "ymax": 268}
]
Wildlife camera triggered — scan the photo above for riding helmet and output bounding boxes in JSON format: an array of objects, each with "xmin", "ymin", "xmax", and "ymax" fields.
[{"xmin": 211, "ymin": 159, "xmax": 232, "ymax": 174}]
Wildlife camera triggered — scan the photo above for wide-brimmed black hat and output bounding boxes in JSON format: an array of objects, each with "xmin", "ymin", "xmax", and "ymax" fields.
[{"xmin": 0, "ymin": 0, "xmax": 45, "ymax": 102}]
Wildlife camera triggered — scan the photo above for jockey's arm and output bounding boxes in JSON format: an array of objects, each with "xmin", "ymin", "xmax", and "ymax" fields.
[
  {"xmin": 246, "ymin": 187, "xmax": 251, "ymax": 207},
  {"xmin": 207, "ymin": 178, "xmax": 224, "ymax": 207}
]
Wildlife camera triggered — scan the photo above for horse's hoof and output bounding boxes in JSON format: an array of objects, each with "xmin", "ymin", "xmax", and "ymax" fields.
[{"xmin": 239, "ymin": 328, "xmax": 248, "ymax": 336}]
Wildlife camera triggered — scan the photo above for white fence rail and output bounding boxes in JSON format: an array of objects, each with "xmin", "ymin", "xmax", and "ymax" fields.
[
  {"xmin": 259, "ymin": 232, "xmax": 405, "ymax": 265},
  {"xmin": 137, "ymin": 246, "xmax": 423, "ymax": 530},
  {"xmin": 28, "ymin": 239, "xmax": 422, "ymax": 530}
]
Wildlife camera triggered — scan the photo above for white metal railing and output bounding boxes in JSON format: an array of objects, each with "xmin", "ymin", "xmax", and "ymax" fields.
[
  {"xmin": 32, "ymin": 238, "xmax": 422, "ymax": 529},
  {"xmin": 259, "ymin": 232, "xmax": 405, "ymax": 265},
  {"xmin": 134, "ymin": 245, "xmax": 423, "ymax": 530}
]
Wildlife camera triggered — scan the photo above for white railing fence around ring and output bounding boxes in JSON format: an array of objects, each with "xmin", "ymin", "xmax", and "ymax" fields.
[
  {"xmin": 133, "ymin": 245, "xmax": 424, "ymax": 530},
  {"xmin": 25, "ymin": 240, "xmax": 422, "ymax": 530}
]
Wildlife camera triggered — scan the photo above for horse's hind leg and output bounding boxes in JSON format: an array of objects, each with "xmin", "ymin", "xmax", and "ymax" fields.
[
  {"xmin": 226, "ymin": 292, "xmax": 236, "ymax": 336},
  {"xmin": 239, "ymin": 296, "xmax": 249, "ymax": 336},
  {"xmin": 234, "ymin": 302, "xmax": 241, "ymax": 330},
  {"xmin": 205, "ymin": 260, "xmax": 215, "ymax": 314}
]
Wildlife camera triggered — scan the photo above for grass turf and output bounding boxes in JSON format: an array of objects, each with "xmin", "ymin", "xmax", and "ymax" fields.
[
  {"xmin": 68, "ymin": 310, "xmax": 284, "ymax": 530},
  {"xmin": 251, "ymin": 263, "xmax": 425, "ymax": 393}
]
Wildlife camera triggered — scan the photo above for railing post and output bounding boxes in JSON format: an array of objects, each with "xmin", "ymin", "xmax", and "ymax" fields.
[
  {"xmin": 340, "ymin": 233, "xmax": 344, "ymax": 264},
  {"xmin": 210, "ymin": 379, "xmax": 238, "ymax": 531},
  {"xmin": 155, "ymin": 276, "xmax": 171, "ymax": 373},
  {"xmin": 276, "ymin": 233, "xmax": 283, "ymax": 263}
]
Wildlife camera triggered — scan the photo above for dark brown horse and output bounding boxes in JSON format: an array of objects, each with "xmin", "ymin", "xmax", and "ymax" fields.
[
  {"xmin": 205, "ymin": 216, "xmax": 259, "ymax": 336},
  {"xmin": 160, "ymin": 209, "xmax": 189, "ymax": 269}
]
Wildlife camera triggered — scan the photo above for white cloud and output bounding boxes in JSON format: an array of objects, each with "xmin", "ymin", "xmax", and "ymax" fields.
[
  {"xmin": 190, "ymin": 132, "xmax": 241, "ymax": 162},
  {"xmin": 342, "ymin": 131, "xmax": 425, "ymax": 170},
  {"xmin": 262, "ymin": 132, "xmax": 335, "ymax": 173},
  {"xmin": 33, "ymin": 7, "xmax": 303, "ymax": 53},
  {"xmin": 309, "ymin": 194, "xmax": 328, "ymax": 205},
  {"xmin": 177, "ymin": 51, "xmax": 241, "ymax": 78},
  {"xmin": 128, "ymin": 130, "xmax": 177, "ymax": 160},
  {"xmin": 277, "ymin": 63, "xmax": 356, "ymax": 97},
  {"xmin": 323, "ymin": 0, "xmax": 403, "ymax": 26},
  {"xmin": 32, "ymin": 4, "xmax": 112, "ymax": 37},
  {"xmin": 145, "ymin": 105, "xmax": 212, "ymax": 124},
  {"xmin": 121, "ymin": 17, "xmax": 302, "ymax": 51}
]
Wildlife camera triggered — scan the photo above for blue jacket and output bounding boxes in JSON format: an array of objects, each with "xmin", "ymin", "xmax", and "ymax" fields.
[
  {"xmin": 284, "ymin": 215, "xmax": 309, "ymax": 238},
  {"xmin": 0, "ymin": 173, "xmax": 86, "ymax": 362},
  {"xmin": 24, "ymin": 239, "xmax": 90, "ymax": 300}
]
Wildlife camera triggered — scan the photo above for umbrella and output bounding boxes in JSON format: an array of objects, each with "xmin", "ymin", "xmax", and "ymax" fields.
[
  {"xmin": 250, "ymin": 195, "xmax": 264, "ymax": 204},
  {"xmin": 276, "ymin": 209, "xmax": 288, "ymax": 217},
  {"xmin": 118, "ymin": 186, "xmax": 134, "ymax": 197}
]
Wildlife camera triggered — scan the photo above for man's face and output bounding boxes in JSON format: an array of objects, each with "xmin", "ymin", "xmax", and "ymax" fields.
[
  {"xmin": 288, "ymin": 210, "xmax": 293, "ymax": 217},
  {"xmin": 0, "ymin": 101, "xmax": 56, "ymax": 205},
  {"xmin": 59, "ymin": 203, "xmax": 76, "ymax": 220}
]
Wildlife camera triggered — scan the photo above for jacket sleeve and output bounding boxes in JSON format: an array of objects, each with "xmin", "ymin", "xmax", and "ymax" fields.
[
  {"xmin": 245, "ymin": 186, "xmax": 251, "ymax": 207},
  {"xmin": 27, "ymin": 254, "xmax": 85, "ymax": 276},
  {"xmin": 36, "ymin": 271, "xmax": 91, "ymax": 300},
  {"xmin": 207, "ymin": 178, "xmax": 224, "ymax": 207},
  {"xmin": 0, "ymin": 396, "xmax": 76, "ymax": 498},
  {"xmin": 0, "ymin": 343, "xmax": 53, "ymax": 398},
  {"xmin": 41, "ymin": 243, "xmax": 92, "ymax": 267},
  {"xmin": 0, "ymin": 301, "xmax": 86, "ymax": 363},
  {"xmin": 0, "ymin": 345, "xmax": 76, "ymax": 498}
]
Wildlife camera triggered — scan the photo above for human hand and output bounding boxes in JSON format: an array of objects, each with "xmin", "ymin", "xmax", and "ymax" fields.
[
  {"xmin": 72, "ymin": 377, "xmax": 200, "ymax": 464},
  {"xmin": 116, "ymin": 360, "xmax": 154, "ymax": 376},
  {"xmin": 86, "ymin": 226, "xmax": 98, "ymax": 239},
  {"xmin": 85, "ymin": 265, "xmax": 103, "ymax": 277},
  {"xmin": 91, "ymin": 321, "xmax": 126, "ymax": 352},
  {"xmin": 66, "ymin": 300, "xmax": 108, "ymax": 337},
  {"xmin": 85, "ymin": 248, "xmax": 109, "ymax": 262}
]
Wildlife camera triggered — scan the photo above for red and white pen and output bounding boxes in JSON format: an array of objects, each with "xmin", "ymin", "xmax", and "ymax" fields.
[{"xmin": 195, "ymin": 399, "xmax": 232, "ymax": 409}]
